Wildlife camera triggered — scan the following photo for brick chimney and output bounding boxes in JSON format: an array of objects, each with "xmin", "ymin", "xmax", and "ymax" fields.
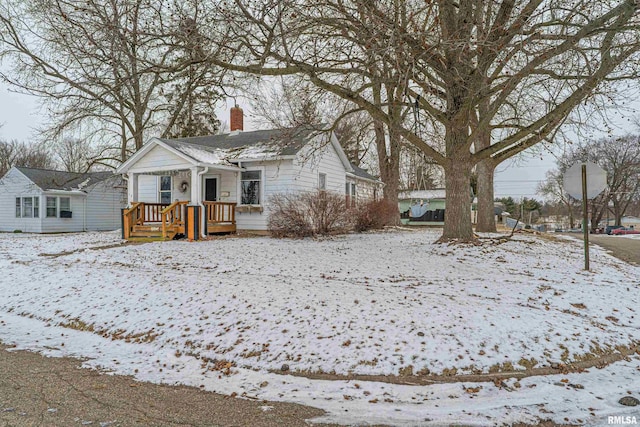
[{"xmin": 230, "ymin": 104, "xmax": 244, "ymax": 132}]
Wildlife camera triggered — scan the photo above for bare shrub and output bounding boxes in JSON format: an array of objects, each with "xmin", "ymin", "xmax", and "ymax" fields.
[
  {"xmin": 268, "ymin": 191, "xmax": 353, "ymax": 237},
  {"xmin": 353, "ymin": 199, "xmax": 399, "ymax": 232}
]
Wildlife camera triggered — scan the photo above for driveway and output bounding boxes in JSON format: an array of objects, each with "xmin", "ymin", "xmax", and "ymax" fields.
[
  {"xmin": 0, "ymin": 343, "xmax": 341, "ymax": 427},
  {"xmin": 588, "ymin": 235, "xmax": 640, "ymax": 266}
]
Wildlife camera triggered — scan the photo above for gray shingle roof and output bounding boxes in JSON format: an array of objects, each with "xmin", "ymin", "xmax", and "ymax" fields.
[
  {"xmin": 349, "ymin": 163, "xmax": 379, "ymax": 181},
  {"xmin": 15, "ymin": 167, "xmax": 114, "ymax": 191},
  {"xmin": 158, "ymin": 126, "xmax": 323, "ymax": 163}
]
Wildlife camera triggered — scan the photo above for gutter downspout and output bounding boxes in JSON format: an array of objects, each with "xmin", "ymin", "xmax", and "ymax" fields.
[{"xmin": 197, "ymin": 167, "xmax": 209, "ymax": 238}]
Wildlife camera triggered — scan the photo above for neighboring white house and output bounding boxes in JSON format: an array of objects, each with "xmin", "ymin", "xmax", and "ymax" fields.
[
  {"xmin": 116, "ymin": 113, "xmax": 382, "ymax": 237},
  {"xmin": 0, "ymin": 166, "xmax": 127, "ymax": 233}
]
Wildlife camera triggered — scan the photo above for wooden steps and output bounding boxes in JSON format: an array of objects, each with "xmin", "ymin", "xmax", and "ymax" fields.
[{"xmin": 129, "ymin": 224, "xmax": 179, "ymax": 240}]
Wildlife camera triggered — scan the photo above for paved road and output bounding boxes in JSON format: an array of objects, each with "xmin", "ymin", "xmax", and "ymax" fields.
[
  {"xmin": 588, "ymin": 235, "xmax": 640, "ymax": 266},
  {"xmin": 0, "ymin": 344, "xmax": 340, "ymax": 427}
]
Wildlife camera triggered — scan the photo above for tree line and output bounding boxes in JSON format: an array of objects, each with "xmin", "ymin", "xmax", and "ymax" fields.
[{"xmin": 1, "ymin": 0, "xmax": 639, "ymax": 241}]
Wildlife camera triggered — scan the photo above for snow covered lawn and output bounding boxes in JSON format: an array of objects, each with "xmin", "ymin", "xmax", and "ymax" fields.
[{"xmin": 1, "ymin": 229, "xmax": 639, "ymax": 425}]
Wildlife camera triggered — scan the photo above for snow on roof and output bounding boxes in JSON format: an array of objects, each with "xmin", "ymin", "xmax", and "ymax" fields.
[
  {"xmin": 14, "ymin": 167, "xmax": 115, "ymax": 192},
  {"xmin": 159, "ymin": 126, "xmax": 322, "ymax": 165},
  {"xmin": 398, "ymin": 189, "xmax": 446, "ymax": 200}
]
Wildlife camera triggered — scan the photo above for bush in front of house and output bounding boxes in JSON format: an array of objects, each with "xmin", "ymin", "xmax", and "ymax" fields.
[
  {"xmin": 353, "ymin": 198, "xmax": 399, "ymax": 232},
  {"xmin": 268, "ymin": 191, "xmax": 353, "ymax": 238}
]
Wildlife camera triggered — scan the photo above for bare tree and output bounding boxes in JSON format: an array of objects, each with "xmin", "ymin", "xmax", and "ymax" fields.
[
  {"xmin": 0, "ymin": 0, "xmax": 230, "ymax": 162},
  {"xmin": 202, "ymin": 0, "xmax": 639, "ymax": 241},
  {"xmin": 540, "ymin": 134, "xmax": 640, "ymax": 232},
  {"xmin": 0, "ymin": 139, "xmax": 53, "ymax": 176},
  {"xmin": 537, "ymin": 170, "xmax": 580, "ymax": 229}
]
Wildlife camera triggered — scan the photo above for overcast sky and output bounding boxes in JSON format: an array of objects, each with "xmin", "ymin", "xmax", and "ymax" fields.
[{"xmin": 1, "ymin": 78, "xmax": 638, "ymax": 200}]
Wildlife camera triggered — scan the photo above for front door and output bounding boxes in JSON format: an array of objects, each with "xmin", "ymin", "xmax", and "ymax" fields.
[{"xmin": 204, "ymin": 178, "xmax": 218, "ymax": 202}]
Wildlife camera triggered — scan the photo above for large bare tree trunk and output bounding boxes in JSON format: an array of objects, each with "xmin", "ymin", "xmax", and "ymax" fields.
[
  {"xmin": 475, "ymin": 158, "xmax": 497, "ymax": 232},
  {"xmin": 442, "ymin": 159, "xmax": 474, "ymax": 242},
  {"xmin": 374, "ymin": 119, "xmax": 400, "ymax": 217}
]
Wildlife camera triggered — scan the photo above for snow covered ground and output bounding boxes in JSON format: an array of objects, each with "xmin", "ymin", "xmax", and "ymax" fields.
[{"xmin": 0, "ymin": 229, "xmax": 639, "ymax": 426}]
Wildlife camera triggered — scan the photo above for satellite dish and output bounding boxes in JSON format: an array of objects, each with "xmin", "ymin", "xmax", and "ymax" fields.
[{"xmin": 562, "ymin": 161, "xmax": 607, "ymax": 200}]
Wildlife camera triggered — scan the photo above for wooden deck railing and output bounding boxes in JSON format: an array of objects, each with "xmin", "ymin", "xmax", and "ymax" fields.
[
  {"xmin": 143, "ymin": 202, "xmax": 170, "ymax": 222},
  {"xmin": 122, "ymin": 202, "xmax": 143, "ymax": 239},
  {"xmin": 204, "ymin": 201, "xmax": 236, "ymax": 224},
  {"xmin": 203, "ymin": 201, "xmax": 236, "ymax": 233},
  {"xmin": 161, "ymin": 201, "xmax": 188, "ymax": 239}
]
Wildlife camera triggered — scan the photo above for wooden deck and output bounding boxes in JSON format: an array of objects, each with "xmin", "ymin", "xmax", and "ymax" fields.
[
  {"xmin": 122, "ymin": 201, "xmax": 236, "ymax": 240},
  {"xmin": 204, "ymin": 201, "xmax": 237, "ymax": 234}
]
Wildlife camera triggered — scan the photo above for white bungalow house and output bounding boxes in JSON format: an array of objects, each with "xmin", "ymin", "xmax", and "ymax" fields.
[
  {"xmin": 0, "ymin": 166, "xmax": 126, "ymax": 233},
  {"xmin": 116, "ymin": 111, "xmax": 381, "ymax": 239}
]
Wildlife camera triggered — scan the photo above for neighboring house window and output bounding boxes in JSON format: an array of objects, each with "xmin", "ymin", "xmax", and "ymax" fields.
[
  {"xmin": 46, "ymin": 197, "xmax": 58, "ymax": 218},
  {"xmin": 60, "ymin": 197, "xmax": 71, "ymax": 218},
  {"xmin": 318, "ymin": 173, "xmax": 326, "ymax": 191},
  {"xmin": 159, "ymin": 175, "xmax": 172, "ymax": 204},
  {"xmin": 241, "ymin": 170, "xmax": 261, "ymax": 205},
  {"xmin": 16, "ymin": 197, "xmax": 39, "ymax": 218}
]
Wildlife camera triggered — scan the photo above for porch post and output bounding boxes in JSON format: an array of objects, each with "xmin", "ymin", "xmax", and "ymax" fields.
[
  {"xmin": 190, "ymin": 167, "xmax": 204, "ymax": 237},
  {"xmin": 127, "ymin": 172, "xmax": 138, "ymax": 205},
  {"xmin": 190, "ymin": 167, "xmax": 200, "ymax": 204}
]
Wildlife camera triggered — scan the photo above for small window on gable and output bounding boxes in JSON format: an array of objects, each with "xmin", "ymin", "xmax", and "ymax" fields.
[
  {"xmin": 241, "ymin": 170, "xmax": 261, "ymax": 205},
  {"xmin": 318, "ymin": 173, "xmax": 326, "ymax": 191}
]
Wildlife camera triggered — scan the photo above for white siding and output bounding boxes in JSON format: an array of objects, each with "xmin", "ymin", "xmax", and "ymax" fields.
[
  {"xmin": 85, "ymin": 177, "xmax": 127, "ymax": 231},
  {"xmin": 290, "ymin": 139, "xmax": 347, "ymax": 194},
  {"xmin": 171, "ymin": 170, "xmax": 191, "ymax": 202},
  {"xmin": 131, "ymin": 145, "xmax": 193, "ymax": 172},
  {"xmin": 137, "ymin": 175, "xmax": 158, "ymax": 202},
  {"xmin": 233, "ymin": 138, "xmax": 348, "ymax": 231},
  {"xmin": 234, "ymin": 161, "xmax": 296, "ymax": 230},
  {"xmin": 347, "ymin": 176, "xmax": 380, "ymax": 203},
  {"xmin": 0, "ymin": 168, "xmax": 43, "ymax": 233},
  {"xmin": 40, "ymin": 194, "xmax": 86, "ymax": 233}
]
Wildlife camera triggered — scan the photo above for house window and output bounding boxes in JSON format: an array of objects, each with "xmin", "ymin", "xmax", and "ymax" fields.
[
  {"xmin": 241, "ymin": 170, "xmax": 261, "ymax": 205},
  {"xmin": 345, "ymin": 183, "xmax": 351, "ymax": 207},
  {"xmin": 159, "ymin": 175, "xmax": 172, "ymax": 204},
  {"xmin": 16, "ymin": 197, "xmax": 39, "ymax": 218},
  {"xmin": 318, "ymin": 173, "xmax": 326, "ymax": 190},
  {"xmin": 60, "ymin": 197, "xmax": 71, "ymax": 218},
  {"xmin": 46, "ymin": 197, "xmax": 58, "ymax": 217},
  {"xmin": 345, "ymin": 183, "xmax": 356, "ymax": 207}
]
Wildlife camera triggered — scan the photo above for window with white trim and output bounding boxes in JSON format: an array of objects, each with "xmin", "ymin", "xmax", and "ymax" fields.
[
  {"xmin": 241, "ymin": 170, "xmax": 261, "ymax": 205},
  {"xmin": 46, "ymin": 197, "xmax": 57, "ymax": 218},
  {"xmin": 16, "ymin": 196, "xmax": 39, "ymax": 218},
  {"xmin": 318, "ymin": 173, "xmax": 327, "ymax": 190},
  {"xmin": 159, "ymin": 175, "xmax": 172, "ymax": 204},
  {"xmin": 60, "ymin": 197, "xmax": 71, "ymax": 218}
]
